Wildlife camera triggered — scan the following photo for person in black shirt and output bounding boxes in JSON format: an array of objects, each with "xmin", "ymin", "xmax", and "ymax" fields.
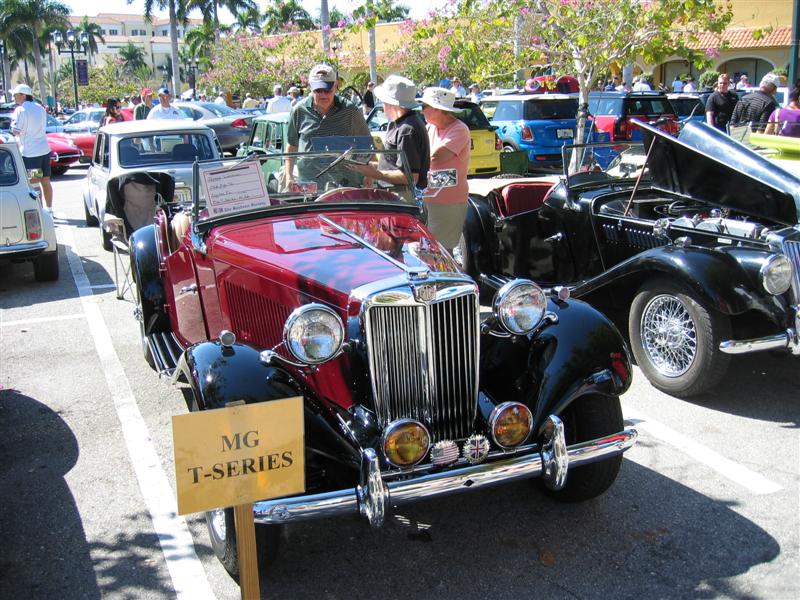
[
  {"xmin": 731, "ymin": 73, "xmax": 780, "ymax": 132},
  {"xmin": 362, "ymin": 81, "xmax": 376, "ymax": 116},
  {"xmin": 705, "ymin": 74, "xmax": 738, "ymax": 132},
  {"xmin": 349, "ymin": 75, "xmax": 429, "ymax": 190}
]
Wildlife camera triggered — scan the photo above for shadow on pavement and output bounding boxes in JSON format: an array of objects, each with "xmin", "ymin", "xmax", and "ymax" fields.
[
  {"xmin": 251, "ymin": 461, "xmax": 780, "ymax": 599},
  {"xmin": 0, "ymin": 389, "xmax": 100, "ymax": 598}
]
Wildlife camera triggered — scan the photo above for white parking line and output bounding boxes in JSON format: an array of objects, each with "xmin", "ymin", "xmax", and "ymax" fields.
[
  {"xmin": 58, "ymin": 223, "xmax": 216, "ymax": 599},
  {"xmin": 624, "ymin": 408, "xmax": 783, "ymax": 495},
  {"xmin": 0, "ymin": 313, "xmax": 85, "ymax": 327}
]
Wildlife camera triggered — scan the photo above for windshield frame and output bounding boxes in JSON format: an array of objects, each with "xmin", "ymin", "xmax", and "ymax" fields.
[{"xmin": 562, "ymin": 141, "xmax": 647, "ymax": 192}]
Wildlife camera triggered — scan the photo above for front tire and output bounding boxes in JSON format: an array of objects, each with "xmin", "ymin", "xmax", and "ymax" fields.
[
  {"xmin": 33, "ymin": 250, "xmax": 59, "ymax": 281},
  {"xmin": 205, "ymin": 501, "xmax": 282, "ymax": 579},
  {"xmin": 629, "ymin": 279, "xmax": 731, "ymax": 397},
  {"xmin": 84, "ymin": 199, "xmax": 98, "ymax": 227},
  {"xmin": 540, "ymin": 394, "xmax": 624, "ymax": 502}
]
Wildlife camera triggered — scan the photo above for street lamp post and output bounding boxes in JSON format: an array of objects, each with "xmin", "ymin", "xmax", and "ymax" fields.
[
  {"xmin": 188, "ymin": 58, "xmax": 198, "ymax": 99},
  {"xmin": 0, "ymin": 40, "xmax": 7, "ymax": 102},
  {"xmin": 52, "ymin": 30, "xmax": 89, "ymax": 110},
  {"xmin": 330, "ymin": 38, "xmax": 342, "ymax": 81},
  {"xmin": 158, "ymin": 65, "xmax": 169, "ymax": 88}
]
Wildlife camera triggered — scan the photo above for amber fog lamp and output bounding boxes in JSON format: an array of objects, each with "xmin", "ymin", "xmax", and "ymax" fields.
[
  {"xmin": 489, "ymin": 402, "xmax": 533, "ymax": 449},
  {"xmin": 382, "ymin": 420, "xmax": 431, "ymax": 468}
]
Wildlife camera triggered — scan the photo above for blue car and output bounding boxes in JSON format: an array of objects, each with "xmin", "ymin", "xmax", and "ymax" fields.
[
  {"xmin": 667, "ymin": 93, "xmax": 707, "ymax": 128},
  {"xmin": 480, "ymin": 93, "xmax": 597, "ymax": 170}
]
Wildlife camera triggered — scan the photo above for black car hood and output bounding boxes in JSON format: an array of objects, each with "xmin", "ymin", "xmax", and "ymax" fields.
[{"xmin": 640, "ymin": 120, "xmax": 800, "ymax": 225}]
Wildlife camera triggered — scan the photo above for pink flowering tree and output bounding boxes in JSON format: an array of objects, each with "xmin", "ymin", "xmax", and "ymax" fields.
[
  {"xmin": 412, "ymin": 0, "xmax": 732, "ymax": 149},
  {"xmin": 201, "ymin": 32, "xmax": 329, "ymax": 97}
]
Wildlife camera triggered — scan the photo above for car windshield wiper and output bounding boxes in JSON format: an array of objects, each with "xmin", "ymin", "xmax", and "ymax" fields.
[{"xmin": 315, "ymin": 147, "xmax": 353, "ymax": 180}]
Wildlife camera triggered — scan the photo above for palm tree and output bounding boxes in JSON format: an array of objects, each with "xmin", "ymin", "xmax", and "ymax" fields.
[
  {"xmin": 118, "ymin": 41, "xmax": 147, "ymax": 77},
  {"xmin": 142, "ymin": 0, "xmax": 188, "ymax": 96},
  {"xmin": 186, "ymin": 0, "xmax": 255, "ymax": 36},
  {"xmin": 184, "ymin": 20, "xmax": 217, "ymax": 67},
  {"xmin": 232, "ymin": 6, "xmax": 261, "ymax": 34},
  {"xmin": 74, "ymin": 16, "xmax": 105, "ymax": 65},
  {"xmin": 4, "ymin": 0, "xmax": 69, "ymax": 101},
  {"xmin": 262, "ymin": 0, "xmax": 315, "ymax": 35}
]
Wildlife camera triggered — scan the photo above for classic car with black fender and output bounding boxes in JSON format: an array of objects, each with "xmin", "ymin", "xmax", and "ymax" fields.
[
  {"xmin": 460, "ymin": 121, "xmax": 800, "ymax": 397},
  {"xmin": 128, "ymin": 147, "xmax": 636, "ymax": 576}
]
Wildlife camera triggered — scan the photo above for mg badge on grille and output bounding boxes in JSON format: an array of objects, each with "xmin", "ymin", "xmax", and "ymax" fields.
[
  {"xmin": 431, "ymin": 440, "xmax": 459, "ymax": 466},
  {"xmin": 413, "ymin": 283, "xmax": 436, "ymax": 303},
  {"xmin": 462, "ymin": 434, "xmax": 490, "ymax": 464}
]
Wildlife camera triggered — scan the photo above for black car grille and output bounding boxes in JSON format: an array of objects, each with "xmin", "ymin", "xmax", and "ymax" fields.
[
  {"xmin": 784, "ymin": 240, "xmax": 800, "ymax": 301},
  {"xmin": 365, "ymin": 292, "xmax": 479, "ymax": 442}
]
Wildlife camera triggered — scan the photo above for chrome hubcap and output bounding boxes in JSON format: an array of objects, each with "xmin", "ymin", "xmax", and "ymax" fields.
[
  {"xmin": 641, "ymin": 294, "xmax": 697, "ymax": 377},
  {"xmin": 209, "ymin": 508, "xmax": 227, "ymax": 541}
]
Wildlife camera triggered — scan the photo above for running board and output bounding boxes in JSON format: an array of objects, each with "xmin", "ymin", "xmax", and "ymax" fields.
[{"xmin": 146, "ymin": 331, "xmax": 183, "ymax": 378}]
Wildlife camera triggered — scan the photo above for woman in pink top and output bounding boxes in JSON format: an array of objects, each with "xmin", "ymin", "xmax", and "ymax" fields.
[{"xmin": 420, "ymin": 87, "xmax": 471, "ymax": 251}]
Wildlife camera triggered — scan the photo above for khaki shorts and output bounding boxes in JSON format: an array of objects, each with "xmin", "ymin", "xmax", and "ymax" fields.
[{"xmin": 424, "ymin": 201, "xmax": 467, "ymax": 250}]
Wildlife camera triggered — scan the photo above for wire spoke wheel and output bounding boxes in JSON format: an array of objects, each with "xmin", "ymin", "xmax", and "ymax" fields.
[{"xmin": 641, "ymin": 294, "xmax": 697, "ymax": 377}]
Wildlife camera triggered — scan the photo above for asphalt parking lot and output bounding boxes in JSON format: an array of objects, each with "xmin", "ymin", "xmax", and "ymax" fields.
[{"xmin": 0, "ymin": 167, "xmax": 797, "ymax": 600}]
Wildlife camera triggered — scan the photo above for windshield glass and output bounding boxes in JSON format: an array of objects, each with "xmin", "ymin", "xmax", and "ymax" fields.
[
  {"xmin": 117, "ymin": 133, "xmax": 216, "ymax": 167},
  {"xmin": 193, "ymin": 148, "xmax": 417, "ymax": 223},
  {"xmin": 563, "ymin": 141, "xmax": 647, "ymax": 186},
  {"xmin": 670, "ymin": 97, "xmax": 704, "ymax": 118},
  {"xmin": 524, "ymin": 99, "xmax": 578, "ymax": 120}
]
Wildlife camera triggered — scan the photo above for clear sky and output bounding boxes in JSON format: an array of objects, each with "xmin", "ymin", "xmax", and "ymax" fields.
[{"xmin": 62, "ymin": 1, "xmax": 438, "ymax": 23}]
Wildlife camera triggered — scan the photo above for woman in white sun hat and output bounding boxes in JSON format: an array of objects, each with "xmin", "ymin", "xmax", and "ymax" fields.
[{"xmin": 420, "ymin": 86, "xmax": 470, "ymax": 252}]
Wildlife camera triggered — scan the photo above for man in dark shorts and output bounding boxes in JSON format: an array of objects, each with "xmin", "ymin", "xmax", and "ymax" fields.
[
  {"xmin": 10, "ymin": 84, "xmax": 53, "ymax": 210},
  {"xmin": 349, "ymin": 74, "xmax": 429, "ymax": 190},
  {"xmin": 705, "ymin": 74, "xmax": 738, "ymax": 133}
]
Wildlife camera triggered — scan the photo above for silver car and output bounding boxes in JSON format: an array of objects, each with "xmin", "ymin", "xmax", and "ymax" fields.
[
  {"xmin": 62, "ymin": 108, "xmax": 106, "ymax": 133},
  {"xmin": 81, "ymin": 120, "xmax": 222, "ymax": 250},
  {"xmin": 172, "ymin": 101, "xmax": 253, "ymax": 153}
]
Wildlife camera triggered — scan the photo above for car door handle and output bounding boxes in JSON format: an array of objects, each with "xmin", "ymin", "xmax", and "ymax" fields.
[
  {"xmin": 179, "ymin": 284, "xmax": 198, "ymax": 295},
  {"xmin": 544, "ymin": 233, "xmax": 563, "ymax": 243}
]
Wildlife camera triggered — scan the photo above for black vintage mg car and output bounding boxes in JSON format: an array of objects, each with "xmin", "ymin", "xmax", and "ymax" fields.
[
  {"xmin": 460, "ymin": 121, "xmax": 800, "ymax": 397},
  {"xmin": 128, "ymin": 147, "xmax": 636, "ymax": 576}
]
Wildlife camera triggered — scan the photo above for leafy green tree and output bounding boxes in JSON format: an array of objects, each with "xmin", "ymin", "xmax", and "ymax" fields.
[
  {"xmin": 118, "ymin": 41, "xmax": 147, "ymax": 77},
  {"xmin": 232, "ymin": 6, "xmax": 261, "ymax": 34},
  {"xmin": 262, "ymin": 0, "xmax": 315, "ymax": 34},
  {"xmin": 185, "ymin": 19, "xmax": 218, "ymax": 66},
  {"xmin": 139, "ymin": 0, "xmax": 188, "ymax": 95},
  {"xmin": 186, "ymin": 0, "xmax": 255, "ymax": 34},
  {"xmin": 3, "ymin": 0, "xmax": 69, "ymax": 101},
  {"xmin": 74, "ymin": 16, "xmax": 104, "ymax": 65}
]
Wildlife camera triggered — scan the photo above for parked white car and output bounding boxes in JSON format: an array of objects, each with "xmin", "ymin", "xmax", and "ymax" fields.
[
  {"xmin": 0, "ymin": 138, "xmax": 59, "ymax": 281},
  {"xmin": 81, "ymin": 120, "xmax": 222, "ymax": 250}
]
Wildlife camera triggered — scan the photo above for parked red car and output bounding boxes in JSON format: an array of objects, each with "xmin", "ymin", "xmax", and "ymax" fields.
[
  {"xmin": 588, "ymin": 91, "xmax": 679, "ymax": 141},
  {"xmin": 66, "ymin": 131, "xmax": 97, "ymax": 163},
  {"xmin": 46, "ymin": 133, "xmax": 82, "ymax": 175}
]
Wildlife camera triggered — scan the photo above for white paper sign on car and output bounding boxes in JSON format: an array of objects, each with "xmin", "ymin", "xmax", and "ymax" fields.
[{"xmin": 200, "ymin": 161, "xmax": 270, "ymax": 217}]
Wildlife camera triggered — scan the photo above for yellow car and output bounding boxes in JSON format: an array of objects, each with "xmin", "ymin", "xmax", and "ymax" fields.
[{"xmin": 367, "ymin": 99, "xmax": 502, "ymax": 176}]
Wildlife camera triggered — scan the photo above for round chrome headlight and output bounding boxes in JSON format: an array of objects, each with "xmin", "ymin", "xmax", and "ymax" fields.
[
  {"xmin": 284, "ymin": 304, "xmax": 344, "ymax": 364},
  {"xmin": 489, "ymin": 402, "xmax": 533, "ymax": 449},
  {"xmin": 382, "ymin": 419, "xmax": 431, "ymax": 468},
  {"xmin": 492, "ymin": 279, "xmax": 547, "ymax": 334},
  {"xmin": 760, "ymin": 254, "xmax": 793, "ymax": 295}
]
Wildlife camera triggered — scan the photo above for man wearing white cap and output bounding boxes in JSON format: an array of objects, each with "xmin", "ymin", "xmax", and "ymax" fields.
[
  {"xmin": 731, "ymin": 73, "xmax": 781, "ymax": 132},
  {"xmin": 283, "ymin": 64, "xmax": 369, "ymax": 186},
  {"xmin": 10, "ymin": 84, "xmax": 53, "ymax": 210},
  {"xmin": 147, "ymin": 87, "xmax": 182, "ymax": 120},
  {"xmin": 266, "ymin": 84, "xmax": 291, "ymax": 113},
  {"xmin": 420, "ymin": 87, "xmax": 471, "ymax": 251},
  {"xmin": 349, "ymin": 75, "xmax": 429, "ymax": 189}
]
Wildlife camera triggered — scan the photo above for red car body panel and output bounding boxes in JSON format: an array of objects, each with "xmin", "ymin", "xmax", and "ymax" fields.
[
  {"xmin": 162, "ymin": 209, "xmax": 458, "ymax": 410},
  {"xmin": 46, "ymin": 133, "xmax": 82, "ymax": 171},
  {"xmin": 67, "ymin": 131, "xmax": 97, "ymax": 161}
]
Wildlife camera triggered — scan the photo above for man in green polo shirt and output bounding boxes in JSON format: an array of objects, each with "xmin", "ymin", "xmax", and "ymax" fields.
[{"xmin": 282, "ymin": 63, "xmax": 370, "ymax": 189}]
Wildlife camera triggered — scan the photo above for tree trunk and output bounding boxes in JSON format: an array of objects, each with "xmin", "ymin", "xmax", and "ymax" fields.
[
  {"xmin": 368, "ymin": 25, "xmax": 377, "ymax": 83},
  {"xmin": 2, "ymin": 51, "xmax": 11, "ymax": 101},
  {"xmin": 320, "ymin": 0, "xmax": 330, "ymax": 54},
  {"xmin": 169, "ymin": 0, "xmax": 182, "ymax": 94},
  {"xmin": 48, "ymin": 44, "xmax": 56, "ymax": 107},
  {"xmin": 33, "ymin": 37, "xmax": 47, "ymax": 103}
]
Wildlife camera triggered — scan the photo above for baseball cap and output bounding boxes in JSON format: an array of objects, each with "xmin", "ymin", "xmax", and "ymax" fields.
[
  {"xmin": 308, "ymin": 64, "xmax": 336, "ymax": 91},
  {"xmin": 158, "ymin": 87, "xmax": 171, "ymax": 96},
  {"xmin": 760, "ymin": 73, "xmax": 781, "ymax": 89},
  {"xmin": 10, "ymin": 83, "xmax": 32, "ymax": 96},
  {"xmin": 141, "ymin": 87, "xmax": 153, "ymax": 96}
]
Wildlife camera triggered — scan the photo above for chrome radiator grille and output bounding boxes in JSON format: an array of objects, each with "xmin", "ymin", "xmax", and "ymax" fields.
[
  {"xmin": 365, "ymin": 291, "xmax": 479, "ymax": 442},
  {"xmin": 784, "ymin": 241, "xmax": 800, "ymax": 301}
]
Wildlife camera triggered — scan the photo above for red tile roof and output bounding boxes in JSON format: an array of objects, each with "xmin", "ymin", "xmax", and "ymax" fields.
[{"xmin": 689, "ymin": 26, "xmax": 792, "ymax": 49}]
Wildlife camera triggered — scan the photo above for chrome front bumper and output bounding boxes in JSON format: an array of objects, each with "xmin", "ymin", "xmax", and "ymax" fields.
[
  {"xmin": 719, "ymin": 307, "xmax": 800, "ymax": 356},
  {"xmin": 253, "ymin": 415, "xmax": 638, "ymax": 528}
]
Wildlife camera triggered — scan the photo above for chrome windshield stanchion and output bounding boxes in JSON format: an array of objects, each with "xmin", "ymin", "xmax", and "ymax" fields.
[{"xmin": 541, "ymin": 415, "xmax": 568, "ymax": 491}]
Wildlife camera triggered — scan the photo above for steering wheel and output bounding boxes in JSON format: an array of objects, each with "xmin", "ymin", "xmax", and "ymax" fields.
[{"xmin": 315, "ymin": 187, "xmax": 359, "ymax": 202}]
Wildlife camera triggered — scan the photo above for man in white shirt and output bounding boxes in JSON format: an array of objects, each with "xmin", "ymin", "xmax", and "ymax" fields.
[
  {"xmin": 450, "ymin": 77, "xmax": 467, "ymax": 97},
  {"xmin": 266, "ymin": 85, "xmax": 292, "ymax": 113},
  {"xmin": 632, "ymin": 76, "xmax": 652, "ymax": 91},
  {"xmin": 735, "ymin": 74, "xmax": 750, "ymax": 90},
  {"xmin": 147, "ymin": 88, "xmax": 183, "ymax": 120},
  {"xmin": 10, "ymin": 84, "xmax": 53, "ymax": 209},
  {"xmin": 683, "ymin": 77, "xmax": 697, "ymax": 93},
  {"xmin": 671, "ymin": 76, "xmax": 684, "ymax": 93},
  {"xmin": 215, "ymin": 91, "xmax": 227, "ymax": 106},
  {"xmin": 242, "ymin": 93, "xmax": 259, "ymax": 109}
]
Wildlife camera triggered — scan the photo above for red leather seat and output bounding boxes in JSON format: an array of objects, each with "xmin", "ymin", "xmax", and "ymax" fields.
[{"xmin": 498, "ymin": 183, "xmax": 554, "ymax": 217}]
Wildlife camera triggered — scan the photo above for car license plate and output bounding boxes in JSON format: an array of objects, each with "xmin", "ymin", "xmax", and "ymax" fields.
[{"xmin": 557, "ymin": 128, "xmax": 574, "ymax": 139}]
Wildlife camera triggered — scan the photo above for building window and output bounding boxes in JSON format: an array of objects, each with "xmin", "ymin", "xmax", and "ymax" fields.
[
  {"xmin": 109, "ymin": 28, "xmax": 118, "ymax": 35},
  {"xmin": 101, "ymin": 29, "xmax": 107, "ymax": 35},
  {"xmin": 161, "ymin": 29, "xmax": 168, "ymax": 36}
]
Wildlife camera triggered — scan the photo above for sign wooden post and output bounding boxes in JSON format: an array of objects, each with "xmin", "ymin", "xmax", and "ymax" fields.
[{"xmin": 172, "ymin": 397, "xmax": 305, "ymax": 598}]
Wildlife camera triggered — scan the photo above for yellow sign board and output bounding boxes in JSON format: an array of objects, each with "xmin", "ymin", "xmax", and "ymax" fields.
[{"xmin": 172, "ymin": 397, "xmax": 305, "ymax": 515}]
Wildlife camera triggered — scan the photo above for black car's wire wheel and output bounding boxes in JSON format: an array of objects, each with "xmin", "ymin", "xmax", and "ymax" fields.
[{"xmin": 629, "ymin": 279, "xmax": 731, "ymax": 397}]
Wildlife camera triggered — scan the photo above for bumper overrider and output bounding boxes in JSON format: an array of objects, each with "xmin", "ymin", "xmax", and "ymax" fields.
[
  {"xmin": 719, "ymin": 306, "xmax": 800, "ymax": 356},
  {"xmin": 253, "ymin": 415, "xmax": 638, "ymax": 528}
]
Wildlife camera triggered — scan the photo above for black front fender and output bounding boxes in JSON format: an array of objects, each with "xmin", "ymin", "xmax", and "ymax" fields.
[
  {"xmin": 480, "ymin": 298, "xmax": 632, "ymax": 432},
  {"xmin": 129, "ymin": 224, "xmax": 167, "ymax": 334}
]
